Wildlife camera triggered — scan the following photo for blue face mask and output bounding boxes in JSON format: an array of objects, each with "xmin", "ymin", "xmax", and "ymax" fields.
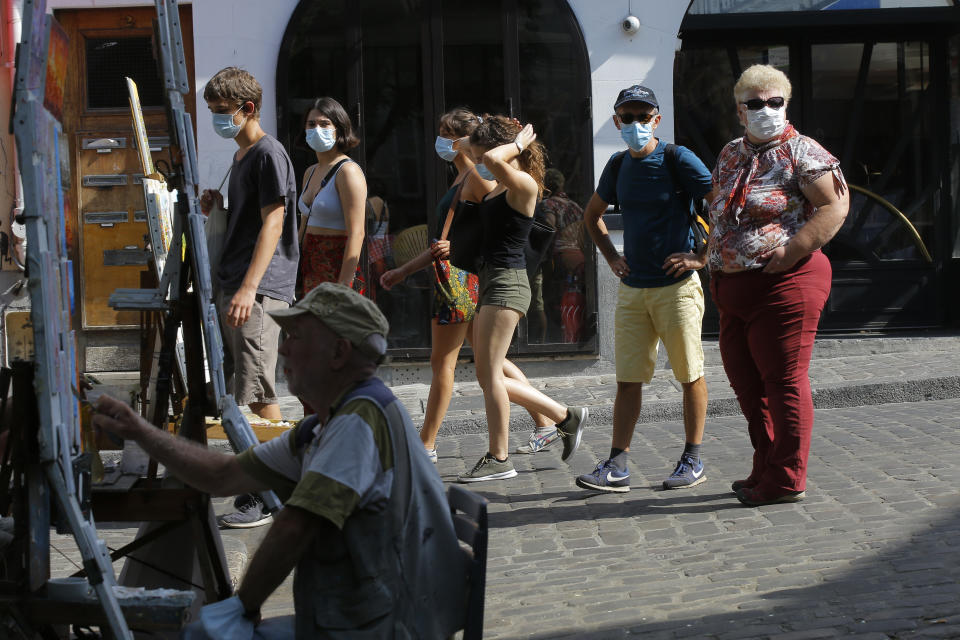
[
  {"xmin": 620, "ymin": 121, "xmax": 653, "ymax": 152},
  {"xmin": 435, "ymin": 136, "xmax": 458, "ymax": 161},
  {"xmin": 212, "ymin": 106, "xmax": 246, "ymax": 139},
  {"xmin": 475, "ymin": 163, "xmax": 496, "ymax": 181},
  {"xmin": 305, "ymin": 126, "xmax": 337, "ymax": 153}
]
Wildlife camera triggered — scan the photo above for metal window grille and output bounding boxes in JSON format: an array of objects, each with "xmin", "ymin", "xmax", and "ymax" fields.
[{"xmin": 85, "ymin": 37, "xmax": 163, "ymax": 109}]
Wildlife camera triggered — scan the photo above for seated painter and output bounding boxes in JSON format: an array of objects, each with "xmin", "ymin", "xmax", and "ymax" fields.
[{"xmin": 94, "ymin": 283, "xmax": 466, "ymax": 639}]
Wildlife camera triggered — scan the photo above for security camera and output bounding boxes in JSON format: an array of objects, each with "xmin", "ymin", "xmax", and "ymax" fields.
[{"xmin": 622, "ymin": 15, "xmax": 640, "ymax": 35}]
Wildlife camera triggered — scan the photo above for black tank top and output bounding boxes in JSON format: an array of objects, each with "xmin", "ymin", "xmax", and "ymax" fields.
[{"xmin": 480, "ymin": 191, "xmax": 533, "ymax": 268}]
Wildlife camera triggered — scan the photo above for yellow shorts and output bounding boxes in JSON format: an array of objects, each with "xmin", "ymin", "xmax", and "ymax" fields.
[{"xmin": 615, "ymin": 272, "xmax": 705, "ymax": 384}]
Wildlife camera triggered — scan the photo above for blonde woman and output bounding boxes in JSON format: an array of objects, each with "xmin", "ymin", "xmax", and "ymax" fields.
[{"xmin": 709, "ymin": 65, "xmax": 849, "ymax": 506}]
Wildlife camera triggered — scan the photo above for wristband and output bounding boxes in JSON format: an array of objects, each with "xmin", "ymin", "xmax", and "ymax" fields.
[{"xmin": 515, "ymin": 141, "xmax": 524, "ymax": 153}]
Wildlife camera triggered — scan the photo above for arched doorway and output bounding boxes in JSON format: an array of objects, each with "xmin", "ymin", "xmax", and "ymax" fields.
[
  {"xmin": 676, "ymin": 1, "xmax": 959, "ymax": 332},
  {"xmin": 277, "ymin": 0, "xmax": 595, "ymax": 357}
]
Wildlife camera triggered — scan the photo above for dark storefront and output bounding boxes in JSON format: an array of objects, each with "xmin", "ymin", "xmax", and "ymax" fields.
[
  {"xmin": 676, "ymin": 1, "xmax": 960, "ymax": 333},
  {"xmin": 276, "ymin": 0, "xmax": 597, "ymax": 359}
]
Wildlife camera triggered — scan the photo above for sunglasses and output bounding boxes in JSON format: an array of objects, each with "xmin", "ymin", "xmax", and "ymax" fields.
[
  {"xmin": 742, "ymin": 97, "xmax": 785, "ymax": 110},
  {"xmin": 616, "ymin": 112, "xmax": 656, "ymax": 125}
]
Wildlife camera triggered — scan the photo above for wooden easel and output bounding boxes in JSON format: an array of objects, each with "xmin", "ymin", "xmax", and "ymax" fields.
[{"xmin": 0, "ymin": 1, "xmax": 277, "ymax": 636}]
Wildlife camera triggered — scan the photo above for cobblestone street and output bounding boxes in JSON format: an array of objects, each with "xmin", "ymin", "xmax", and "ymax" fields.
[{"xmin": 50, "ymin": 396, "xmax": 960, "ymax": 638}]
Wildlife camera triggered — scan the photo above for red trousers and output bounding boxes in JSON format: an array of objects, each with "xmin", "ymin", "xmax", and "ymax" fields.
[{"xmin": 710, "ymin": 250, "xmax": 831, "ymax": 493}]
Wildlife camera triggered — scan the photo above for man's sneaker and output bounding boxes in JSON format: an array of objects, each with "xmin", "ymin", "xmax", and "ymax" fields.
[
  {"xmin": 515, "ymin": 428, "xmax": 561, "ymax": 454},
  {"xmin": 217, "ymin": 494, "xmax": 273, "ymax": 529},
  {"xmin": 557, "ymin": 406, "xmax": 589, "ymax": 462},
  {"xmin": 457, "ymin": 453, "xmax": 518, "ymax": 483},
  {"xmin": 575, "ymin": 459, "xmax": 630, "ymax": 493},
  {"xmin": 662, "ymin": 454, "xmax": 707, "ymax": 489},
  {"xmin": 426, "ymin": 447, "xmax": 438, "ymax": 464}
]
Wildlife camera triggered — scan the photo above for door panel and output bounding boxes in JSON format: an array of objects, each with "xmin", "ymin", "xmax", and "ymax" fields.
[
  {"xmin": 76, "ymin": 136, "xmax": 171, "ymax": 327},
  {"xmin": 58, "ymin": 6, "xmax": 195, "ymax": 337}
]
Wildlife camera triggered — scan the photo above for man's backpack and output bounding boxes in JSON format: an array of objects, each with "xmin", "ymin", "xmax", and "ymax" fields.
[{"xmin": 607, "ymin": 144, "xmax": 710, "ymax": 252}]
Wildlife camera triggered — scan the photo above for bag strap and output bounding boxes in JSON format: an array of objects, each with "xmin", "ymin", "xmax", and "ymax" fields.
[
  {"xmin": 664, "ymin": 143, "xmax": 709, "ymax": 230},
  {"xmin": 303, "ymin": 164, "xmax": 318, "ymax": 189},
  {"xmin": 608, "ymin": 151, "xmax": 628, "ymax": 213},
  {"xmin": 320, "ymin": 158, "xmax": 351, "ymax": 189},
  {"xmin": 217, "ymin": 166, "xmax": 232, "ymax": 191},
  {"xmin": 438, "ymin": 179, "xmax": 467, "ymax": 241}
]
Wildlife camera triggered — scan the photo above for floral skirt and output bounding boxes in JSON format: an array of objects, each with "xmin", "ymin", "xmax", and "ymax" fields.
[
  {"xmin": 301, "ymin": 233, "xmax": 366, "ymax": 296},
  {"xmin": 433, "ymin": 259, "xmax": 479, "ymax": 325}
]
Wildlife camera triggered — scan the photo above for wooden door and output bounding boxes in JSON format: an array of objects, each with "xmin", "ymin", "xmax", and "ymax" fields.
[{"xmin": 56, "ymin": 6, "xmax": 195, "ymax": 329}]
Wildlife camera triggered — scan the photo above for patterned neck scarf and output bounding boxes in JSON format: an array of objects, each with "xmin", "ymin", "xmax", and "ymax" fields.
[{"xmin": 722, "ymin": 124, "xmax": 799, "ymax": 223}]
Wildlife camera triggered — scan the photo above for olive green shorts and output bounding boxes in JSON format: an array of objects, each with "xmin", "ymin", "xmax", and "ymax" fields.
[{"xmin": 477, "ymin": 265, "xmax": 531, "ymax": 316}]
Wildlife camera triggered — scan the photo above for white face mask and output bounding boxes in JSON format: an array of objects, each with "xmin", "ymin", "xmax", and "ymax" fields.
[
  {"xmin": 745, "ymin": 106, "xmax": 786, "ymax": 140},
  {"xmin": 305, "ymin": 126, "xmax": 337, "ymax": 153}
]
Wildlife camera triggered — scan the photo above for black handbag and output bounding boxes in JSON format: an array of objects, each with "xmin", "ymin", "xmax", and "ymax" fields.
[{"xmin": 448, "ymin": 199, "xmax": 483, "ymax": 273}]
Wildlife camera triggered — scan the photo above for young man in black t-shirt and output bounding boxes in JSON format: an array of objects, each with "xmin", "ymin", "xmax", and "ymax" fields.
[{"xmin": 200, "ymin": 67, "xmax": 299, "ymax": 527}]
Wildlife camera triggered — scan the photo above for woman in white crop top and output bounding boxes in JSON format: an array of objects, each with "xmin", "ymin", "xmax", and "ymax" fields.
[{"xmin": 298, "ymin": 97, "xmax": 367, "ymax": 294}]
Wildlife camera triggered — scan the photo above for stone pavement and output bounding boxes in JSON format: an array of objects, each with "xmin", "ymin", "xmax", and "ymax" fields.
[
  {"xmin": 47, "ymin": 334, "xmax": 960, "ymax": 637},
  {"xmin": 277, "ymin": 334, "xmax": 960, "ymax": 433},
  {"xmin": 441, "ymin": 397, "xmax": 960, "ymax": 639}
]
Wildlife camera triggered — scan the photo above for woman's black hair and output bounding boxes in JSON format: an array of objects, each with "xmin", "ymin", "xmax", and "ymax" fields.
[{"xmin": 303, "ymin": 97, "xmax": 360, "ymax": 151}]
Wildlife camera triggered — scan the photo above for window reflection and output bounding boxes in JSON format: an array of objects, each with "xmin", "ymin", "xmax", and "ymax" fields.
[
  {"xmin": 278, "ymin": 0, "xmax": 596, "ymax": 355},
  {"xmin": 688, "ymin": 0, "xmax": 952, "ymax": 13},
  {"xmin": 810, "ymin": 41, "xmax": 935, "ymax": 263}
]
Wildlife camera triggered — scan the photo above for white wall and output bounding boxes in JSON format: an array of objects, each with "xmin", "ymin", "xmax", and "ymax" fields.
[
  {"xmin": 190, "ymin": 0, "xmax": 298, "ymax": 192},
  {"xmin": 45, "ymin": 0, "xmax": 299, "ymax": 193},
  {"xmin": 567, "ymin": 0, "xmax": 689, "ymax": 184},
  {"xmin": 46, "ymin": 0, "xmax": 689, "ymax": 196},
  {"xmin": 42, "ymin": 0, "xmax": 691, "ymax": 366}
]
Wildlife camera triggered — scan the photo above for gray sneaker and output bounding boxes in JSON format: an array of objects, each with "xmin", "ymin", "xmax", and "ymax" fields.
[
  {"xmin": 426, "ymin": 447, "xmax": 438, "ymax": 464},
  {"xmin": 217, "ymin": 494, "xmax": 273, "ymax": 529},
  {"xmin": 515, "ymin": 428, "xmax": 561, "ymax": 454},
  {"xmin": 557, "ymin": 406, "xmax": 589, "ymax": 462},
  {"xmin": 458, "ymin": 453, "xmax": 518, "ymax": 483}
]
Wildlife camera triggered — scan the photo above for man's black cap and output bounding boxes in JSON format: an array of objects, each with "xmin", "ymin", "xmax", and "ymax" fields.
[{"xmin": 614, "ymin": 85, "xmax": 658, "ymax": 110}]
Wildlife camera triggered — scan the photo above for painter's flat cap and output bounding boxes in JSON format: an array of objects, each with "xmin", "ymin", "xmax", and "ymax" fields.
[
  {"xmin": 614, "ymin": 85, "xmax": 658, "ymax": 110},
  {"xmin": 269, "ymin": 283, "xmax": 389, "ymax": 360}
]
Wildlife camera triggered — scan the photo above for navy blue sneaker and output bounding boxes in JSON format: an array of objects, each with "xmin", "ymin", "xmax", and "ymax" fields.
[
  {"xmin": 576, "ymin": 459, "xmax": 630, "ymax": 493},
  {"xmin": 662, "ymin": 454, "xmax": 706, "ymax": 489}
]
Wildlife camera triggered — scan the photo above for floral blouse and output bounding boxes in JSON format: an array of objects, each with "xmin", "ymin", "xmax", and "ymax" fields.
[{"xmin": 707, "ymin": 124, "xmax": 846, "ymax": 272}]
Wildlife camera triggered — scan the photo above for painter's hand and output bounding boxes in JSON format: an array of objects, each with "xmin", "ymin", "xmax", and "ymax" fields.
[{"xmin": 92, "ymin": 395, "xmax": 144, "ymax": 441}]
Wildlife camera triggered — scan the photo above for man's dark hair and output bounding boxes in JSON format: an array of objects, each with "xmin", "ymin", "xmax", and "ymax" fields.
[
  {"xmin": 544, "ymin": 168, "xmax": 565, "ymax": 194},
  {"xmin": 304, "ymin": 97, "xmax": 360, "ymax": 151},
  {"xmin": 203, "ymin": 67, "xmax": 263, "ymax": 118}
]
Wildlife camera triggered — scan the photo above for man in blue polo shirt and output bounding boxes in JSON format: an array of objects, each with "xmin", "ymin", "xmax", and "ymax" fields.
[{"xmin": 576, "ymin": 85, "xmax": 713, "ymax": 492}]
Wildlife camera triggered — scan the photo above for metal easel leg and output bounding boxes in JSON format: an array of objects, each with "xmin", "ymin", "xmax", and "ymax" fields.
[{"xmin": 43, "ymin": 465, "xmax": 132, "ymax": 640}]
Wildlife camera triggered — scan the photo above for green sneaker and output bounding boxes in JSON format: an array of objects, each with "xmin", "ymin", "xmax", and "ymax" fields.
[
  {"xmin": 557, "ymin": 406, "xmax": 589, "ymax": 462},
  {"xmin": 457, "ymin": 453, "xmax": 518, "ymax": 483}
]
